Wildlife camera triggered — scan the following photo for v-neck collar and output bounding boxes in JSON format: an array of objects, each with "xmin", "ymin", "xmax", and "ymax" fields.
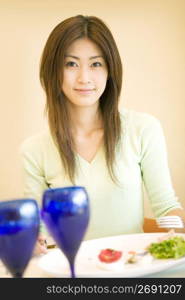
[{"xmin": 76, "ymin": 143, "xmax": 103, "ymax": 166}]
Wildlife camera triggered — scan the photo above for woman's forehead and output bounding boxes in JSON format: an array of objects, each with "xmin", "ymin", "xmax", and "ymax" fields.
[{"xmin": 65, "ymin": 38, "xmax": 103, "ymax": 58}]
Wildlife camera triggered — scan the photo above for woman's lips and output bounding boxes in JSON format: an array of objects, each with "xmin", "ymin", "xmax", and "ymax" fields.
[{"xmin": 74, "ymin": 89, "xmax": 95, "ymax": 95}]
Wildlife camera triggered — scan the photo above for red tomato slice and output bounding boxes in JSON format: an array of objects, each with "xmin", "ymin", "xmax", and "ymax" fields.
[{"xmin": 98, "ymin": 248, "xmax": 122, "ymax": 263}]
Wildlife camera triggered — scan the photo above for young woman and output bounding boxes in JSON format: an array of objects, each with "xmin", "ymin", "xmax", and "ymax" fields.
[{"xmin": 20, "ymin": 15, "xmax": 185, "ymax": 253}]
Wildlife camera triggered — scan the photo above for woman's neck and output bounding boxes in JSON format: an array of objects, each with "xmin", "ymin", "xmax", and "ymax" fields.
[{"xmin": 67, "ymin": 103, "xmax": 103, "ymax": 136}]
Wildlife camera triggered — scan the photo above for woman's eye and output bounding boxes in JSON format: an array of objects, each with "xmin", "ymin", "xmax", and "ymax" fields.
[
  {"xmin": 65, "ymin": 61, "xmax": 78, "ymax": 67},
  {"xmin": 91, "ymin": 62, "xmax": 102, "ymax": 67}
]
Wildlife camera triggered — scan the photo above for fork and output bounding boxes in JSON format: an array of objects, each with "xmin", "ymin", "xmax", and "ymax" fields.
[{"xmin": 156, "ymin": 216, "xmax": 185, "ymax": 229}]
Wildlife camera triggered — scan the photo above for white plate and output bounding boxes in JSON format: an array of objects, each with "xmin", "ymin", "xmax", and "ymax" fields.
[{"xmin": 38, "ymin": 233, "xmax": 185, "ymax": 277}]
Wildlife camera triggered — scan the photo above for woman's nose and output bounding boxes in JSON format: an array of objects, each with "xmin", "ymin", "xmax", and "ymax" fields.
[{"xmin": 77, "ymin": 67, "xmax": 91, "ymax": 84}]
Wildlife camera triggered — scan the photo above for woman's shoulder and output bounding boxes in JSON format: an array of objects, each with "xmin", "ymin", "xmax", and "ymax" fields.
[
  {"xmin": 119, "ymin": 108, "xmax": 161, "ymax": 130},
  {"xmin": 20, "ymin": 128, "xmax": 53, "ymax": 154}
]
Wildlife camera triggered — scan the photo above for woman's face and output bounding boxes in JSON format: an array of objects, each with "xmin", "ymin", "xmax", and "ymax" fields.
[{"xmin": 62, "ymin": 38, "xmax": 108, "ymax": 108}]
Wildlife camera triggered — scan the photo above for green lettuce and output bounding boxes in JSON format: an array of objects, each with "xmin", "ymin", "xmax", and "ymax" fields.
[{"xmin": 148, "ymin": 236, "xmax": 185, "ymax": 259}]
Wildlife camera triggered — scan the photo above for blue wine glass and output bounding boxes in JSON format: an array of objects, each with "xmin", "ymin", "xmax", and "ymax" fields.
[
  {"xmin": 0, "ymin": 199, "xmax": 40, "ymax": 278},
  {"xmin": 41, "ymin": 186, "xmax": 90, "ymax": 278}
]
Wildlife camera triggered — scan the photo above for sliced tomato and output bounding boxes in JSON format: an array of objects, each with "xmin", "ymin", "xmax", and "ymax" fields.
[{"xmin": 98, "ymin": 248, "xmax": 122, "ymax": 263}]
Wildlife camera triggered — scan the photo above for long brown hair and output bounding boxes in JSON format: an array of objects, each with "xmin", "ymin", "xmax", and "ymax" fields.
[{"xmin": 40, "ymin": 15, "xmax": 123, "ymax": 184}]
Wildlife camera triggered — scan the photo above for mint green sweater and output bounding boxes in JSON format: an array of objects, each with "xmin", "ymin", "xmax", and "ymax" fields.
[{"xmin": 20, "ymin": 109, "xmax": 181, "ymax": 239}]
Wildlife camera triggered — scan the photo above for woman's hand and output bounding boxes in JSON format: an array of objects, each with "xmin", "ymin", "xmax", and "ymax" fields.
[{"xmin": 33, "ymin": 233, "xmax": 48, "ymax": 255}]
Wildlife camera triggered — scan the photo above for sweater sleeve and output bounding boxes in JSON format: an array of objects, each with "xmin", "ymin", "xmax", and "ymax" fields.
[
  {"xmin": 140, "ymin": 117, "xmax": 182, "ymax": 217},
  {"xmin": 20, "ymin": 138, "xmax": 49, "ymax": 234},
  {"xmin": 20, "ymin": 139, "xmax": 49, "ymax": 207}
]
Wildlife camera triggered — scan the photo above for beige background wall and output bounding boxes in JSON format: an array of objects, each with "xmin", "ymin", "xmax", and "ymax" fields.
[{"xmin": 0, "ymin": 0, "xmax": 185, "ymax": 217}]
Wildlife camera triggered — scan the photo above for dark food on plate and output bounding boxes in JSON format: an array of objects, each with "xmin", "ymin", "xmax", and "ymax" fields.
[{"xmin": 47, "ymin": 244, "xmax": 57, "ymax": 249}]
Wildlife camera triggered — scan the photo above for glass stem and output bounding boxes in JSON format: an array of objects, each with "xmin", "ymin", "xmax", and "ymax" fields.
[
  {"xmin": 13, "ymin": 272, "xmax": 22, "ymax": 278},
  {"xmin": 69, "ymin": 261, "xmax": 75, "ymax": 278}
]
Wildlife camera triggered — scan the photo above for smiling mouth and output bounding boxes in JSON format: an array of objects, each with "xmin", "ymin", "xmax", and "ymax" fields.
[
  {"xmin": 74, "ymin": 89, "xmax": 95, "ymax": 91},
  {"xmin": 74, "ymin": 89, "xmax": 95, "ymax": 95}
]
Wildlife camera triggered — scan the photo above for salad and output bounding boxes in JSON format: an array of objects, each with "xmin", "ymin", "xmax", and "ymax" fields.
[{"xmin": 148, "ymin": 236, "xmax": 185, "ymax": 259}]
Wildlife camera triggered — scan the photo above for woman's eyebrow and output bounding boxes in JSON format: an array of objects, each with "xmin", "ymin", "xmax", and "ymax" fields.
[{"xmin": 64, "ymin": 55, "xmax": 104, "ymax": 60}]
